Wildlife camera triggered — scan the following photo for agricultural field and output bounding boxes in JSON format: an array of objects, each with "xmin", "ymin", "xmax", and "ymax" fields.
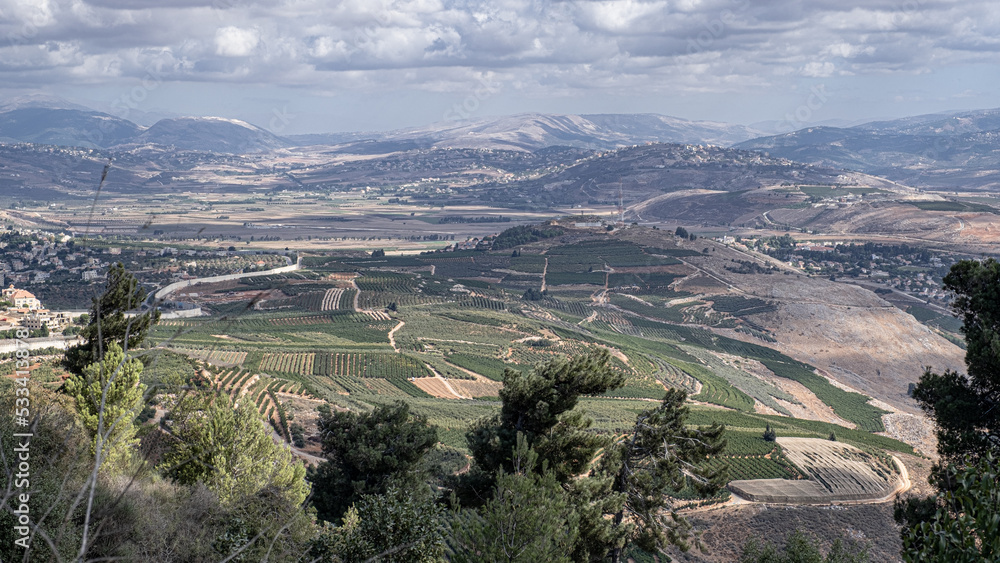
[
  {"xmin": 141, "ymin": 225, "xmax": 931, "ymax": 502},
  {"xmin": 727, "ymin": 437, "xmax": 903, "ymax": 503}
]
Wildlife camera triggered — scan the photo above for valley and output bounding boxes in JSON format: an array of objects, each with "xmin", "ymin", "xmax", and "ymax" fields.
[{"xmin": 2, "ymin": 105, "xmax": 998, "ymax": 561}]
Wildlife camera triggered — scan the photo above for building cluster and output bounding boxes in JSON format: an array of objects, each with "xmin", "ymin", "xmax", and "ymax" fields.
[
  {"xmin": 0, "ymin": 228, "xmax": 108, "ymax": 286},
  {"xmin": 0, "ymin": 284, "xmax": 76, "ymax": 332}
]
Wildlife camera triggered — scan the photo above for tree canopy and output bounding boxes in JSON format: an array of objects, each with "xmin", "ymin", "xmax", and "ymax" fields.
[
  {"xmin": 467, "ymin": 349, "xmax": 625, "ymax": 483},
  {"xmin": 65, "ymin": 262, "xmax": 160, "ymax": 375},
  {"xmin": 160, "ymin": 393, "xmax": 309, "ymax": 507},
  {"xmin": 899, "ymin": 258, "xmax": 1000, "ymax": 560},
  {"xmin": 900, "ymin": 453, "xmax": 1000, "ymax": 562},
  {"xmin": 596, "ymin": 389, "xmax": 727, "ymax": 561},
  {"xmin": 64, "ymin": 341, "xmax": 145, "ymax": 470},
  {"xmin": 450, "ymin": 436, "xmax": 580, "ymax": 563},
  {"xmin": 310, "ymin": 485, "xmax": 445, "ymax": 563},
  {"xmin": 462, "ymin": 350, "xmax": 726, "ymax": 562},
  {"xmin": 310, "ymin": 401, "xmax": 438, "ymax": 523},
  {"xmin": 912, "ymin": 258, "xmax": 1000, "ymax": 464}
]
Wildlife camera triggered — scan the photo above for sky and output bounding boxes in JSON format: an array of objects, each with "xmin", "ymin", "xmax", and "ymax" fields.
[{"xmin": 0, "ymin": 0, "xmax": 998, "ymax": 134}]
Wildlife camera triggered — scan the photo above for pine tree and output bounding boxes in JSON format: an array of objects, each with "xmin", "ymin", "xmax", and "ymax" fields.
[
  {"xmin": 911, "ymin": 258, "xmax": 1000, "ymax": 465},
  {"xmin": 310, "ymin": 401, "xmax": 437, "ymax": 523},
  {"xmin": 589, "ymin": 389, "xmax": 727, "ymax": 562},
  {"xmin": 65, "ymin": 263, "xmax": 160, "ymax": 375},
  {"xmin": 64, "ymin": 341, "xmax": 145, "ymax": 470},
  {"xmin": 160, "ymin": 393, "xmax": 308, "ymax": 506},
  {"xmin": 450, "ymin": 435, "xmax": 579, "ymax": 563},
  {"xmin": 466, "ymin": 349, "xmax": 625, "ymax": 483}
]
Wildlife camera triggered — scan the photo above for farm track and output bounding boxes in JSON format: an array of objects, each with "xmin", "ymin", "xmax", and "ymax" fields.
[
  {"xmin": 387, "ymin": 320, "xmax": 404, "ymax": 352},
  {"xmin": 423, "ymin": 364, "xmax": 470, "ymax": 399},
  {"xmin": 269, "ymin": 428, "xmax": 325, "ymax": 465},
  {"xmin": 151, "ymin": 255, "xmax": 297, "ymax": 303},
  {"xmin": 351, "ymin": 279, "xmax": 360, "ymax": 311}
]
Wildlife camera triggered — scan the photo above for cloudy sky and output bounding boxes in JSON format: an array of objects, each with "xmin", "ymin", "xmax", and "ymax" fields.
[{"xmin": 0, "ymin": 0, "xmax": 997, "ymax": 133}]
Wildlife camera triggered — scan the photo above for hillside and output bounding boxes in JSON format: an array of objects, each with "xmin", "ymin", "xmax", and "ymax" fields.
[
  {"xmin": 288, "ymin": 112, "xmax": 764, "ymax": 151},
  {"xmin": 735, "ymin": 108, "xmax": 1000, "ymax": 190}
]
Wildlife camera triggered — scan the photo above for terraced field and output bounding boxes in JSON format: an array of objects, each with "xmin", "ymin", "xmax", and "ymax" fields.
[
  {"xmin": 148, "ymin": 228, "xmax": 934, "ymax": 490},
  {"xmin": 727, "ymin": 437, "xmax": 904, "ymax": 504}
]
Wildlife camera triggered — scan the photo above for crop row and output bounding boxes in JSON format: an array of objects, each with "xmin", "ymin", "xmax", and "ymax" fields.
[
  {"xmin": 705, "ymin": 456, "xmax": 800, "ymax": 482},
  {"xmin": 312, "ymin": 352, "xmax": 431, "ymax": 379},
  {"xmin": 355, "ymin": 273, "xmax": 421, "ymax": 293},
  {"xmin": 709, "ymin": 295, "xmax": 777, "ymax": 317},
  {"xmin": 598, "ymin": 314, "xmax": 888, "ymax": 431},
  {"xmin": 358, "ymin": 292, "xmax": 442, "ymax": 309},
  {"xmin": 445, "ymin": 353, "xmax": 524, "ymax": 381},
  {"xmin": 176, "ymin": 348, "xmax": 247, "ymax": 366},
  {"xmin": 260, "ymin": 352, "xmax": 315, "ymax": 375},
  {"xmin": 684, "ymin": 407, "xmax": 913, "ymax": 455},
  {"xmin": 760, "ymin": 358, "xmax": 887, "ymax": 432}
]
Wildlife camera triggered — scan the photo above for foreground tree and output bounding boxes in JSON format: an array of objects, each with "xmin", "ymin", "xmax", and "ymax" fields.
[
  {"xmin": 311, "ymin": 401, "xmax": 438, "ymax": 523},
  {"xmin": 2, "ymin": 380, "xmax": 315, "ymax": 562},
  {"xmin": 898, "ymin": 258, "xmax": 1000, "ymax": 558},
  {"xmin": 450, "ymin": 436, "xmax": 580, "ymax": 563},
  {"xmin": 64, "ymin": 341, "xmax": 146, "ymax": 470},
  {"xmin": 65, "ymin": 262, "xmax": 160, "ymax": 374},
  {"xmin": 310, "ymin": 485, "xmax": 445, "ymax": 563},
  {"xmin": 467, "ymin": 349, "xmax": 625, "ymax": 484},
  {"xmin": 160, "ymin": 393, "xmax": 309, "ymax": 507},
  {"xmin": 463, "ymin": 351, "xmax": 726, "ymax": 561},
  {"xmin": 900, "ymin": 452, "xmax": 1000, "ymax": 562},
  {"xmin": 593, "ymin": 389, "xmax": 727, "ymax": 562},
  {"xmin": 911, "ymin": 258, "xmax": 1000, "ymax": 465}
]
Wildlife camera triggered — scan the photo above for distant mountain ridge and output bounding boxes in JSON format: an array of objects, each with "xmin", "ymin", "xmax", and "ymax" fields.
[
  {"xmin": 286, "ymin": 112, "xmax": 764, "ymax": 151},
  {"xmin": 736, "ymin": 108, "xmax": 1000, "ymax": 190},
  {"xmin": 128, "ymin": 116, "xmax": 288, "ymax": 153},
  {"xmin": 0, "ymin": 100, "xmax": 766, "ymax": 153},
  {"xmin": 3, "ymin": 97, "xmax": 1000, "ymax": 191}
]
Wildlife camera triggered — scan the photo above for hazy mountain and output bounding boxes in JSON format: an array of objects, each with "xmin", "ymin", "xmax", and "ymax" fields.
[
  {"xmin": 0, "ymin": 101, "xmax": 288, "ymax": 153},
  {"xmin": 856, "ymin": 108, "xmax": 1000, "ymax": 136},
  {"xmin": 735, "ymin": 109, "xmax": 1000, "ymax": 190},
  {"xmin": 287, "ymin": 112, "xmax": 764, "ymax": 152},
  {"xmin": 0, "ymin": 94, "xmax": 94, "ymax": 113},
  {"xmin": 129, "ymin": 116, "xmax": 289, "ymax": 153},
  {"xmin": 487, "ymin": 142, "xmax": 901, "ymax": 222},
  {"xmin": 0, "ymin": 108, "xmax": 142, "ymax": 148}
]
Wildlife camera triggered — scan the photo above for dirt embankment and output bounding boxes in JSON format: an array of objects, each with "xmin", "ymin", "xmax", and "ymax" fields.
[
  {"xmin": 757, "ymin": 297, "xmax": 963, "ymax": 414},
  {"xmin": 666, "ymin": 503, "xmax": 902, "ymax": 562}
]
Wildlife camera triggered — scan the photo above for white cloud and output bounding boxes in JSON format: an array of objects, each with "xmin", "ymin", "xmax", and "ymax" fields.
[
  {"xmin": 0, "ymin": 0, "xmax": 996, "ymax": 110},
  {"xmin": 214, "ymin": 26, "xmax": 258, "ymax": 57},
  {"xmin": 802, "ymin": 61, "xmax": 836, "ymax": 77}
]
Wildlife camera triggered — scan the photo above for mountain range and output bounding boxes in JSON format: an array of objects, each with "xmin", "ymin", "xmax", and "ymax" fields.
[
  {"xmin": 1, "ymin": 97, "xmax": 1000, "ymax": 190},
  {"xmin": 0, "ymin": 102, "xmax": 764, "ymax": 153},
  {"xmin": 736, "ymin": 108, "xmax": 1000, "ymax": 190}
]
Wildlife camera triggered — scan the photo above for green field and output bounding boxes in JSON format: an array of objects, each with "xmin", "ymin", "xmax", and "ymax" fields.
[
  {"xmin": 798, "ymin": 185, "xmax": 886, "ymax": 198},
  {"xmin": 907, "ymin": 200, "xmax": 997, "ymax": 213},
  {"xmin": 151, "ymin": 231, "xmax": 910, "ymax": 484}
]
